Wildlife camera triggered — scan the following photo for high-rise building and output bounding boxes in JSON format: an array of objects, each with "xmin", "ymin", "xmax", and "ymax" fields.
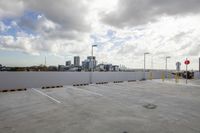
[
  {"xmin": 74, "ymin": 56, "xmax": 80, "ymax": 67},
  {"xmin": 104, "ymin": 64, "xmax": 113, "ymax": 71},
  {"xmin": 176, "ymin": 62, "xmax": 181, "ymax": 71},
  {"xmin": 87, "ymin": 56, "xmax": 97, "ymax": 70},
  {"xmin": 113, "ymin": 65, "xmax": 119, "ymax": 71},
  {"xmin": 66, "ymin": 61, "xmax": 71, "ymax": 66},
  {"xmin": 82, "ymin": 56, "xmax": 97, "ymax": 71}
]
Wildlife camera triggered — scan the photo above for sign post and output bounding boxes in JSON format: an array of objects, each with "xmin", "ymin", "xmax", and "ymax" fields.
[{"xmin": 184, "ymin": 59, "xmax": 190, "ymax": 84}]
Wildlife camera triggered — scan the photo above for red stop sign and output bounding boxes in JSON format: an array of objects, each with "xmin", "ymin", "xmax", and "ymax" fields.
[{"xmin": 184, "ymin": 60, "xmax": 190, "ymax": 65}]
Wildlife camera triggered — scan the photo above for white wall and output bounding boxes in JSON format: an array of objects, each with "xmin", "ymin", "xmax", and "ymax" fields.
[
  {"xmin": 0, "ymin": 71, "xmax": 164, "ymax": 90},
  {"xmin": 194, "ymin": 72, "xmax": 200, "ymax": 79}
]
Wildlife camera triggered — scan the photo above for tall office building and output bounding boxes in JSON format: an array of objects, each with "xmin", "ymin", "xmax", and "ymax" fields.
[
  {"xmin": 74, "ymin": 56, "xmax": 80, "ymax": 67},
  {"xmin": 176, "ymin": 62, "xmax": 181, "ymax": 71},
  {"xmin": 82, "ymin": 56, "xmax": 97, "ymax": 71},
  {"xmin": 87, "ymin": 56, "xmax": 97, "ymax": 70},
  {"xmin": 66, "ymin": 61, "xmax": 71, "ymax": 66}
]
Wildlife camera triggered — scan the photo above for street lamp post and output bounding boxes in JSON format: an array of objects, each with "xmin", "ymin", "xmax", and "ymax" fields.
[
  {"xmin": 144, "ymin": 52, "xmax": 150, "ymax": 80},
  {"xmin": 91, "ymin": 44, "xmax": 97, "ymax": 72},
  {"xmin": 165, "ymin": 56, "xmax": 171, "ymax": 79},
  {"xmin": 90, "ymin": 44, "xmax": 97, "ymax": 84}
]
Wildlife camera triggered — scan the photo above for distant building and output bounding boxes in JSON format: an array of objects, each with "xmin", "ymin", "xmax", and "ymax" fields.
[
  {"xmin": 48, "ymin": 66, "xmax": 58, "ymax": 71},
  {"xmin": 58, "ymin": 65, "xmax": 68, "ymax": 71},
  {"xmin": 176, "ymin": 62, "xmax": 181, "ymax": 71},
  {"xmin": 74, "ymin": 56, "xmax": 80, "ymax": 67},
  {"xmin": 82, "ymin": 56, "xmax": 97, "ymax": 71},
  {"xmin": 96, "ymin": 64, "xmax": 105, "ymax": 71},
  {"xmin": 82, "ymin": 60, "xmax": 89, "ymax": 71},
  {"xmin": 65, "ymin": 61, "xmax": 71, "ymax": 66},
  {"xmin": 104, "ymin": 64, "xmax": 113, "ymax": 71},
  {"xmin": 96, "ymin": 64, "xmax": 119, "ymax": 72},
  {"xmin": 112, "ymin": 65, "xmax": 119, "ymax": 71}
]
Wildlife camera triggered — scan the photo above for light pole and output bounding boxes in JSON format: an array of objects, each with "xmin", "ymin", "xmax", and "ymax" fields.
[
  {"xmin": 144, "ymin": 52, "xmax": 150, "ymax": 80},
  {"xmin": 91, "ymin": 44, "xmax": 97, "ymax": 72},
  {"xmin": 44, "ymin": 56, "xmax": 46, "ymax": 66},
  {"xmin": 165, "ymin": 56, "xmax": 171, "ymax": 79},
  {"xmin": 90, "ymin": 44, "xmax": 97, "ymax": 84}
]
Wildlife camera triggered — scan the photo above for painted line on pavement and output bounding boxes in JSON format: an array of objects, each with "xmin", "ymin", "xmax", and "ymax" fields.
[
  {"xmin": 32, "ymin": 88, "xmax": 61, "ymax": 104},
  {"xmin": 69, "ymin": 86, "xmax": 103, "ymax": 96}
]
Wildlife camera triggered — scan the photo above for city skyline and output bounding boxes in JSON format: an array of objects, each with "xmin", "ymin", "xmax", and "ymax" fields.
[
  {"xmin": 1, "ymin": 0, "xmax": 200, "ymax": 70},
  {"xmin": 0, "ymin": 51, "xmax": 200, "ymax": 70}
]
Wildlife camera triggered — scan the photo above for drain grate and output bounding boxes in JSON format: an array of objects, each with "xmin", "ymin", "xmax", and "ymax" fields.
[{"xmin": 143, "ymin": 103, "xmax": 157, "ymax": 109}]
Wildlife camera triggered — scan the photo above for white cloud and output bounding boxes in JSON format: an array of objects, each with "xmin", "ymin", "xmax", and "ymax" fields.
[{"xmin": 93, "ymin": 15, "xmax": 200, "ymax": 69}]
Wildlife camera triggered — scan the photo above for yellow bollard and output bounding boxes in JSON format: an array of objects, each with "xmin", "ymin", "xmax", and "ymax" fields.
[
  {"xmin": 178, "ymin": 74, "xmax": 180, "ymax": 82},
  {"xmin": 175, "ymin": 73, "xmax": 178, "ymax": 83},
  {"xmin": 149, "ymin": 72, "xmax": 153, "ymax": 80},
  {"xmin": 162, "ymin": 72, "xmax": 165, "ymax": 82},
  {"xmin": 168, "ymin": 72, "xmax": 171, "ymax": 80}
]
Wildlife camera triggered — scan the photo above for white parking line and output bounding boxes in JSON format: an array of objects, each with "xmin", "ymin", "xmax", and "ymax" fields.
[
  {"xmin": 69, "ymin": 87, "xmax": 103, "ymax": 96},
  {"xmin": 32, "ymin": 88, "xmax": 61, "ymax": 104}
]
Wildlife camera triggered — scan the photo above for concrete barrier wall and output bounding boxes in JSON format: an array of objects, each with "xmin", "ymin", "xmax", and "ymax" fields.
[
  {"xmin": 194, "ymin": 72, "xmax": 200, "ymax": 79},
  {"xmin": 0, "ymin": 71, "xmax": 164, "ymax": 90}
]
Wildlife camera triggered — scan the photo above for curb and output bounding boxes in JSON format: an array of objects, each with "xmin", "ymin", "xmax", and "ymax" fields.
[
  {"xmin": 42, "ymin": 85, "xmax": 63, "ymax": 89},
  {"xmin": 73, "ymin": 84, "xmax": 89, "ymax": 86},
  {"xmin": 0, "ymin": 88, "xmax": 27, "ymax": 93}
]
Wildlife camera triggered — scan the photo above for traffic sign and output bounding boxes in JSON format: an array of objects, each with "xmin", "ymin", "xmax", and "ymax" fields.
[
  {"xmin": 184, "ymin": 60, "xmax": 190, "ymax": 65},
  {"xmin": 184, "ymin": 59, "xmax": 190, "ymax": 84}
]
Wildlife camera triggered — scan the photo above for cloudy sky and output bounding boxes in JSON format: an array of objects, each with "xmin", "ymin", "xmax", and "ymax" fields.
[{"xmin": 0, "ymin": 0, "xmax": 200, "ymax": 70}]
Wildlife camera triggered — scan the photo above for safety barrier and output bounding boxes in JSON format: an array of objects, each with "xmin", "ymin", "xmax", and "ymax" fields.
[
  {"xmin": 148, "ymin": 72, "xmax": 153, "ymax": 80},
  {"xmin": 0, "ymin": 71, "xmax": 164, "ymax": 90},
  {"xmin": 128, "ymin": 80, "xmax": 137, "ymax": 82},
  {"xmin": 0, "ymin": 88, "xmax": 27, "ymax": 93},
  {"xmin": 73, "ymin": 84, "xmax": 89, "ymax": 86},
  {"xmin": 113, "ymin": 81, "xmax": 124, "ymax": 83},
  {"xmin": 96, "ymin": 82, "xmax": 108, "ymax": 85},
  {"xmin": 42, "ymin": 85, "xmax": 63, "ymax": 89}
]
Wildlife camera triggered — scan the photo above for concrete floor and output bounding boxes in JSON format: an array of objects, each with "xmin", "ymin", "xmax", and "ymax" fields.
[
  {"xmin": 0, "ymin": 80, "xmax": 200, "ymax": 133},
  {"xmin": 155, "ymin": 79, "xmax": 200, "ymax": 86}
]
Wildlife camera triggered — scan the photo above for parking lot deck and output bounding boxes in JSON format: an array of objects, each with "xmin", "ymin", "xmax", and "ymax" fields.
[{"xmin": 0, "ymin": 80, "xmax": 200, "ymax": 133}]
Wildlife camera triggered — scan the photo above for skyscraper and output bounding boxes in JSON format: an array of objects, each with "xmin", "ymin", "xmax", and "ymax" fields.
[
  {"xmin": 66, "ymin": 61, "xmax": 71, "ymax": 66},
  {"xmin": 82, "ymin": 56, "xmax": 97, "ymax": 71},
  {"xmin": 176, "ymin": 62, "xmax": 181, "ymax": 71},
  {"xmin": 74, "ymin": 56, "xmax": 80, "ymax": 67}
]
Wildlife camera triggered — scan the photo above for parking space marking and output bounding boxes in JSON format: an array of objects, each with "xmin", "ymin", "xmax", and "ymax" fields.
[
  {"xmin": 32, "ymin": 88, "xmax": 61, "ymax": 104},
  {"xmin": 68, "ymin": 86, "xmax": 103, "ymax": 96}
]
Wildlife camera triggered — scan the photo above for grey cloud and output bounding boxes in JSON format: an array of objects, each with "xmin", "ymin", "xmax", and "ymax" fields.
[
  {"xmin": 187, "ymin": 44, "xmax": 200, "ymax": 56},
  {"xmin": 1, "ymin": 0, "xmax": 91, "ymax": 35},
  {"xmin": 179, "ymin": 43, "xmax": 190, "ymax": 50},
  {"xmin": 26, "ymin": 0, "xmax": 90, "ymax": 32},
  {"xmin": 0, "ymin": 0, "xmax": 25, "ymax": 18},
  {"xmin": 0, "ymin": 0, "xmax": 91, "ymax": 55},
  {"xmin": 102, "ymin": 0, "xmax": 200, "ymax": 28}
]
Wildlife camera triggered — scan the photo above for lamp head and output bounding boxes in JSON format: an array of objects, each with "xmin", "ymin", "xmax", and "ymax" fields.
[
  {"xmin": 144, "ymin": 52, "xmax": 150, "ymax": 55},
  {"xmin": 92, "ymin": 44, "xmax": 97, "ymax": 47},
  {"xmin": 166, "ymin": 56, "xmax": 171, "ymax": 59}
]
